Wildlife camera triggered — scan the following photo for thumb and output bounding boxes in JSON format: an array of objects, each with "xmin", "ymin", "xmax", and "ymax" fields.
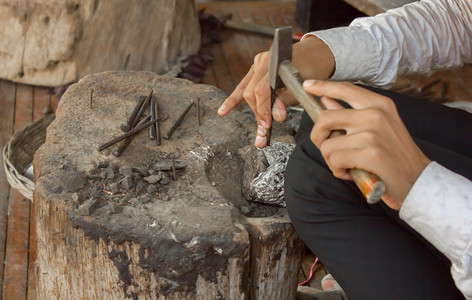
[{"xmin": 320, "ymin": 96, "xmax": 344, "ymax": 110}]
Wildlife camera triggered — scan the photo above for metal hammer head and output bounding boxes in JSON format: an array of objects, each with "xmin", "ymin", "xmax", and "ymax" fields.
[{"xmin": 268, "ymin": 26, "xmax": 293, "ymax": 89}]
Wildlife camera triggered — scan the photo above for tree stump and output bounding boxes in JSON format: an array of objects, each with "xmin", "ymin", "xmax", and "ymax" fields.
[
  {"xmin": 0, "ymin": 0, "xmax": 200, "ymax": 87},
  {"xmin": 33, "ymin": 71, "xmax": 305, "ymax": 299}
]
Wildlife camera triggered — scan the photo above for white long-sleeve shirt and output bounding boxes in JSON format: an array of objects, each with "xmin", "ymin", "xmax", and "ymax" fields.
[{"xmin": 306, "ymin": 0, "xmax": 472, "ymax": 297}]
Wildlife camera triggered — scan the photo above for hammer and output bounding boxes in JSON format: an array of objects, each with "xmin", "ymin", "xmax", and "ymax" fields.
[{"xmin": 268, "ymin": 26, "xmax": 385, "ymax": 204}]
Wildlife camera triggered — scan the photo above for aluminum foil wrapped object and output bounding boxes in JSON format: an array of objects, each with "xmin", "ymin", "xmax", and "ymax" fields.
[{"xmin": 249, "ymin": 142, "xmax": 295, "ymax": 207}]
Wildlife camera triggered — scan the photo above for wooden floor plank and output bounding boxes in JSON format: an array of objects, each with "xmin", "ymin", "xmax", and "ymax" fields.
[
  {"xmin": 33, "ymin": 87, "xmax": 51, "ymax": 121},
  {"xmin": 14, "ymin": 85, "xmax": 33, "ymax": 131},
  {"xmin": 51, "ymin": 92, "xmax": 61, "ymax": 113},
  {"xmin": 2, "ymin": 192, "xmax": 30, "ymax": 300},
  {"xmin": 0, "ymin": 80, "xmax": 16, "ymax": 297},
  {"xmin": 27, "ymin": 202, "xmax": 37, "ymax": 300},
  {"xmin": 3, "ymin": 84, "xmax": 33, "ymax": 300},
  {"xmin": 197, "ymin": 4, "xmax": 231, "ymax": 93},
  {"xmin": 229, "ymin": 24, "xmax": 255, "ymax": 74},
  {"xmin": 201, "ymin": 62, "xmax": 218, "ymax": 88},
  {"xmin": 202, "ymin": 61, "xmax": 217, "ymax": 87},
  {"xmin": 220, "ymin": 28, "xmax": 247, "ymax": 93},
  {"xmin": 249, "ymin": 9, "xmax": 272, "ymax": 50},
  {"xmin": 211, "ymin": 36, "xmax": 236, "ymax": 95},
  {"xmin": 238, "ymin": 9, "xmax": 269, "ymax": 55}
]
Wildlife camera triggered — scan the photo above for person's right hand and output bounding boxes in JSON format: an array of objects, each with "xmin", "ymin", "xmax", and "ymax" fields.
[{"xmin": 217, "ymin": 35, "xmax": 336, "ymax": 148}]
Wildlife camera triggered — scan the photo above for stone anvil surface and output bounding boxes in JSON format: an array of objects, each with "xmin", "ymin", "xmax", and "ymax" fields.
[{"xmin": 33, "ymin": 71, "xmax": 305, "ymax": 299}]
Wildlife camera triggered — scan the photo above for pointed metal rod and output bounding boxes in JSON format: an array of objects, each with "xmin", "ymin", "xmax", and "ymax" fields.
[
  {"xmin": 114, "ymin": 115, "xmax": 151, "ymax": 157},
  {"xmin": 121, "ymin": 90, "xmax": 153, "ymax": 132},
  {"xmin": 149, "ymin": 96, "xmax": 157, "ymax": 140},
  {"xmin": 98, "ymin": 116, "xmax": 155, "ymax": 151},
  {"xmin": 154, "ymin": 96, "xmax": 161, "ymax": 145},
  {"xmin": 196, "ymin": 98, "xmax": 201, "ymax": 126},
  {"xmin": 163, "ymin": 101, "xmax": 194, "ymax": 140}
]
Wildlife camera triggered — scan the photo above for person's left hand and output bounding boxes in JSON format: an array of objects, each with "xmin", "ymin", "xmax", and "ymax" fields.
[{"xmin": 304, "ymin": 80, "xmax": 431, "ymax": 210}]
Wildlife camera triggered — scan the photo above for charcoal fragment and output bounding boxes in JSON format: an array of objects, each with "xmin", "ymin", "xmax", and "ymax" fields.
[
  {"xmin": 135, "ymin": 182, "xmax": 146, "ymax": 193},
  {"xmin": 121, "ymin": 176, "xmax": 133, "ymax": 190},
  {"xmin": 76, "ymin": 198, "xmax": 98, "ymax": 216},
  {"xmin": 240, "ymin": 206, "xmax": 250, "ymax": 215},
  {"xmin": 97, "ymin": 161, "xmax": 109, "ymax": 168},
  {"xmin": 144, "ymin": 174, "xmax": 163, "ymax": 184},
  {"xmin": 105, "ymin": 166, "xmax": 115, "ymax": 179},
  {"xmin": 140, "ymin": 195, "xmax": 151, "ymax": 203},
  {"xmin": 107, "ymin": 202, "xmax": 123, "ymax": 214},
  {"xmin": 147, "ymin": 184, "xmax": 158, "ymax": 194},
  {"xmin": 109, "ymin": 182, "xmax": 119, "ymax": 194},
  {"xmin": 89, "ymin": 168, "xmax": 99, "ymax": 175},
  {"xmin": 160, "ymin": 175, "xmax": 170, "ymax": 185},
  {"xmin": 119, "ymin": 166, "xmax": 133, "ymax": 177},
  {"xmin": 153, "ymin": 160, "xmax": 187, "ymax": 171}
]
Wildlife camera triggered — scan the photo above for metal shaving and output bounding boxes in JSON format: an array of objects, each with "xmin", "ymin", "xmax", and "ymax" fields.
[
  {"xmin": 249, "ymin": 142, "xmax": 295, "ymax": 207},
  {"xmin": 190, "ymin": 145, "xmax": 213, "ymax": 162}
]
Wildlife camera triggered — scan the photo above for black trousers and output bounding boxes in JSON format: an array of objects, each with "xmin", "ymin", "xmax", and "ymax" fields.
[{"xmin": 285, "ymin": 87, "xmax": 472, "ymax": 300}]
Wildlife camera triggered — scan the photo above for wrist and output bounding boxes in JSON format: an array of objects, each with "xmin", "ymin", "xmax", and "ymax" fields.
[{"xmin": 292, "ymin": 35, "xmax": 335, "ymax": 81}]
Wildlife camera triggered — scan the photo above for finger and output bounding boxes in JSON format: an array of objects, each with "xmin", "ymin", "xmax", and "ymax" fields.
[
  {"xmin": 311, "ymin": 120, "xmax": 332, "ymax": 149},
  {"xmin": 255, "ymin": 117, "xmax": 270, "ymax": 148},
  {"xmin": 319, "ymin": 131, "xmax": 382, "ymax": 164},
  {"xmin": 310, "ymin": 109, "xmax": 356, "ymax": 147},
  {"xmin": 253, "ymin": 73, "xmax": 272, "ymax": 127},
  {"xmin": 303, "ymin": 80, "xmax": 392, "ymax": 110},
  {"xmin": 272, "ymin": 96, "xmax": 287, "ymax": 122},
  {"xmin": 254, "ymin": 134, "xmax": 267, "ymax": 149},
  {"xmin": 320, "ymin": 96, "xmax": 344, "ymax": 110},
  {"xmin": 272, "ymin": 90, "xmax": 299, "ymax": 122},
  {"xmin": 218, "ymin": 66, "xmax": 255, "ymax": 116},
  {"xmin": 278, "ymin": 89, "xmax": 299, "ymax": 107},
  {"xmin": 329, "ymin": 147, "xmax": 382, "ymax": 178},
  {"xmin": 311, "ymin": 107, "xmax": 389, "ymax": 147},
  {"xmin": 243, "ymin": 53, "xmax": 270, "ymax": 118}
]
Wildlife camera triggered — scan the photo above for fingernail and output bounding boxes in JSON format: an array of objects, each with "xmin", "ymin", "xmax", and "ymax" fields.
[
  {"xmin": 303, "ymin": 79, "xmax": 316, "ymax": 88},
  {"xmin": 257, "ymin": 125, "xmax": 266, "ymax": 136},
  {"xmin": 260, "ymin": 120, "xmax": 269, "ymax": 129},
  {"xmin": 218, "ymin": 104, "xmax": 226, "ymax": 114},
  {"xmin": 255, "ymin": 135, "xmax": 266, "ymax": 147}
]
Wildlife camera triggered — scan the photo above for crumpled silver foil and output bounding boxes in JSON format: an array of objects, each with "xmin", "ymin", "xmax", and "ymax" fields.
[{"xmin": 249, "ymin": 142, "xmax": 295, "ymax": 207}]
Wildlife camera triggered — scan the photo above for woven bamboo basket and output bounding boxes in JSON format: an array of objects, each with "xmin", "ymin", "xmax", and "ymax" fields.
[{"xmin": 3, "ymin": 114, "xmax": 55, "ymax": 200}]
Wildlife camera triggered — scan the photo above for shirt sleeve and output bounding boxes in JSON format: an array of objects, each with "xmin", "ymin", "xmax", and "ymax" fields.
[
  {"xmin": 400, "ymin": 162, "xmax": 472, "ymax": 299},
  {"xmin": 304, "ymin": 0, "xmax": 472, "ymax": 88}
]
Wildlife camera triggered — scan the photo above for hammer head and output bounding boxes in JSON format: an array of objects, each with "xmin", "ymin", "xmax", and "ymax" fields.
[{"xmin": 268, "ymin": 27, "xmax": 293, "ymax": 90}]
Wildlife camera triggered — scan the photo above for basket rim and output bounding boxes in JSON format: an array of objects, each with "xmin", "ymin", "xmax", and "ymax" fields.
[
  {"xmin": 2, "ymin": 113, "xmax": 55, "ymax": 200},
  {"xmin": 3, "ymin": 142, "xmax": 34, "ymax": 200}
]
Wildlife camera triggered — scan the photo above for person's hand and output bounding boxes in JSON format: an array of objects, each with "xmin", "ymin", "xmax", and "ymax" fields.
[
  {"xmin": 217, "ymin": 35, "xmax": 335, "ymax": 148},
  {"xmin": 304, "ymin": 80, "xmax": 431, "ymax": 210}
]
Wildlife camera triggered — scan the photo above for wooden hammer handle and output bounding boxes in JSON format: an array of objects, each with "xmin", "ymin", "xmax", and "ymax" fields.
[{"xmin": 278, "ymin": 60, "xmax": 385, "ymax": 203}]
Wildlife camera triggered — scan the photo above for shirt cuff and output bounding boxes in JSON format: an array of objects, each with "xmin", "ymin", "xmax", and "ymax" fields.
[
  {"xmin": 400, "ymin": 161, "xmax": 472, "ymax": 263},
  {"xmin": 303, "ymin": 27, "xmax": 384, "ymax": 86}
]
